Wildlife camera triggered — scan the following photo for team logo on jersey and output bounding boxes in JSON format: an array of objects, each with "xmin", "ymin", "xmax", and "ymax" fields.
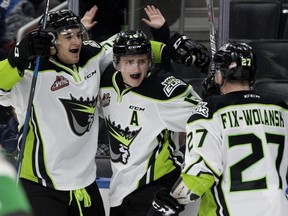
[
  {"xmin": 51, "ymin": 75, "xmax": 69, "ymax": 91},
  {"xmin": 100, "ymin": 93, "xmax": 111, "ymax": 107},
  {"xmin": 59, "ymin": 94, "xmax": 97, "ymax": 136},
  {"xmin": 195, "ymin": 101, "xmax": 209, "ymax": 117},
  {"xmin": 106, "ymin": 117, "xmax": 141, "ymax": 164},
  {"xmin": 161, "ymin": 76, "xmax": 186, "ymax": 97}
]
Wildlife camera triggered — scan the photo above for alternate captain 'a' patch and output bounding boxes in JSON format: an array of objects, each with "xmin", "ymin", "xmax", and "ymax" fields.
[
  {"xmin": 59, "ymin": 94, "xmax": 97, "ymax": 136},
  {"xmin": 51, "ymin": 75, "xmax": 69, "ymax": 91}
]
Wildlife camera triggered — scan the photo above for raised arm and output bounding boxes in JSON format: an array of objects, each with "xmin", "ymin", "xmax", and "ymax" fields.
[
  {"xmin": 142, "ymin": 5, "xmax": 166, "ymax": 29},
  {"xmin": 81, "ymin": 5, "xmax": 98, "ymax": 31},
  {"xmin": 142, "ymin": 5, "xmax": 170, "ymax": 43}
]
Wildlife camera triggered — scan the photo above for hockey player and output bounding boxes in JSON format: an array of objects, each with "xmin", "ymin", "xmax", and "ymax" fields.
[
  {"xmin": 98, "ymin": 30, "xmax": 209, "ymax": 216},
  {"xmin": 0, "ymin": 9, "xmax": 111, "ymax": 216},
  {"xmin": 150, "ymin": 42, "xmax": 288, "ymax": 215}
]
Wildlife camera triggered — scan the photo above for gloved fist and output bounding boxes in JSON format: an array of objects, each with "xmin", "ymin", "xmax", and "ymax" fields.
[
  {"xmin": 149, "ymin": 188, "xmax": 184, "ymax": 216},
  {"xmin": 167, "ymin": 33, "xmax": 210, "ymax": 73},
  {"xmin": 8, "ymin": 30, "xmax": 53, "ymax": 70}
]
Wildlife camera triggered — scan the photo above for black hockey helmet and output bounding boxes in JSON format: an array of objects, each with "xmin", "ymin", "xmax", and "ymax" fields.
[
  {"xmin": 213, "ymin": 42, "xmax": 256, "ymax": 84},
  {"xmin": 113, "ymin": 30, "xmax": 152, "ymax": 68},
  {"xmin": 39, "ymin": 9, "xmax": 86, "ymax": 35}
]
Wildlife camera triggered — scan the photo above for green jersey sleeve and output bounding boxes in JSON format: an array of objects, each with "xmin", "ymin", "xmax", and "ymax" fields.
[
  {"xmin": 0, "ymin": 59, "xmax": 22, "ymax": 91},
  {"xmin": 150, "ymin": 40, "xmax": 165, "ymax": 64}
]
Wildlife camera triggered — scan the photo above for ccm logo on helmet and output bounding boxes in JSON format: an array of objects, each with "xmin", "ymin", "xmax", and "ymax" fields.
[
  {"xmin": 128, "ymin": 45, "xmax": 141, "ymax": 50},
  {"xmin": 66, "ymin": 17, "xmax": 77, "ymax": 21}
]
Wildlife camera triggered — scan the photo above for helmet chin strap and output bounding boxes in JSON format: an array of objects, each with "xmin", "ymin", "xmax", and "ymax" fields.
[
  {"xmin": 116, "ymin": 71, "xmax": 132, "ymax": 88},
  {"xmin": 216, "ymin": 74, "xmax": 225, "ymax": 95},
  {"xmin": 123, "ymin": 81, "xmax": 132, "ymax": 88},
  {"xmin": 49, "ymin": 37, "xmax": 58, "ymax": 57}
]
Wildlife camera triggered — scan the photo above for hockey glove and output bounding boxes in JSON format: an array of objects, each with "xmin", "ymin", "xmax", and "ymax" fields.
[
  {"xmin": 7, "ymin": 30, "xmax": 53, "ymax": 71},
  {"xmin": 150, "ymin": 188, "xmax": 184, "ymax": 216},
  {"xmin": 167, "ymin": 33, "xmax": 210, "ymax": 73}
]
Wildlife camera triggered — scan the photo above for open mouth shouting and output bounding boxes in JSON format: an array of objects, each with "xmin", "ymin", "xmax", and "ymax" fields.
[
  {"xmin": 130, "ymin": 73, "xmax": 141, "ymax": 79},
  {"xmin": 70, "ymin": 48, "xmax": 79, "ymax": 54}
]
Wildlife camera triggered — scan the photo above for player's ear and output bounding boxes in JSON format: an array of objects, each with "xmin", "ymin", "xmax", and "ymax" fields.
[
  {"xmin": 116, "ymin": 63, "xmax": 120, "ymax": 71},
  {"xmin": 113, "ymin": 56, "xmax": 121, "ymax": 70},
  {"xmin": 113, "ymin": 62, "xmax": 120, "ymax": 71},
  {"xmin": 215, "ymin": 70, "xmax": 223, "ymax": 85},
  {"xmin": 50, "ymin": 46, "xmax": 57, "ymax": 55}
]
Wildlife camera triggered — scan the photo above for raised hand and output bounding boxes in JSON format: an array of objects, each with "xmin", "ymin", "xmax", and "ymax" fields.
[
  {"xmin": 81, "ymin": 5, "xmax": 98, "ymax": 31},
  {"xmin": 142, "ymin": 5, "xmax": 166, "ymax": 29}
]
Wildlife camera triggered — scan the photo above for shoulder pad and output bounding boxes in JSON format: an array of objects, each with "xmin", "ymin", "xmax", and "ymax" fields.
[{"xmin": 150, "ymin": 40, "xmax": 165, "ymax": 64}]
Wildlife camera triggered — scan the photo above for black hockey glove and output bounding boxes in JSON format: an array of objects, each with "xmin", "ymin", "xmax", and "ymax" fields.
[
  {"xmin": 7, "ymin": 30, "xmax": 53, "ymax": 71},
  {"xmin": 149, "ymin": 189, "xmax": 185, "ymax": 216},
  {"xmin": 167, "ymin": 33, "xmax": 210, "ymax": 73}
]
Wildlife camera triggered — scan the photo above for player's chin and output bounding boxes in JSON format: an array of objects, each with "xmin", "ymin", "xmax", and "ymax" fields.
[
  {"xmin": 126, "ymin": 78, "xmax": 142, "ymax": 87},
  {"xmin": 131, "ymin": 75, "xmax": 146, "ymax": 87},
  {"xmin": 68, "ymin": 55, "xmax": 80, "ymax": 64}
]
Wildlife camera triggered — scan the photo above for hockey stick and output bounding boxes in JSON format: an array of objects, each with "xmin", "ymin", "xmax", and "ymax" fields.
[
  {"xmin": 202, "ymin": 0, "xmax": 218, "ymax": 97},
  {"xmin": 16, "ymin": 0, "xmax": 50, "ymax": 184},
  {"xmin": 205, "ymin": 0, "xmax": 217, "ymax": 59}
]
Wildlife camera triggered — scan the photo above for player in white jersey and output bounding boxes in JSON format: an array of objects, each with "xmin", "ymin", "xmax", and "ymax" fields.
[
  {"xmin": 99, "ymin": 29, "xmax": 210, "ymax": 216},
  {"xmin": 150, "ymin": 42, "xmax": 288, "ymax": 216},
  {"xmin": 0, "ymin": 9, "xmax": 111, "ymax": 216}
]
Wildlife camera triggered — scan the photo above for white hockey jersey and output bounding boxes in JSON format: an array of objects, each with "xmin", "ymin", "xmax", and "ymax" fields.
[
  {"xmin": 183, "ymin": 91, "xmax": 288, "ymax": 216},
  {"xmin": 99, "ymin": 67, "xmax": 201, "ymax": 207},
  {"xmin": 0, "ymin": 40, "xmax": 112, "ymax": 190}
]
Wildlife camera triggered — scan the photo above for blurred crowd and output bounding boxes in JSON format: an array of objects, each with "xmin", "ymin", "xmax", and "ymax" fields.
[
  {"xmin": 0, "ymin": 0, "xmax": 66, "ymax": 60},
  {"xmin": 0, "ymin": 0, "xmax": 131, "ymax": 60}
]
